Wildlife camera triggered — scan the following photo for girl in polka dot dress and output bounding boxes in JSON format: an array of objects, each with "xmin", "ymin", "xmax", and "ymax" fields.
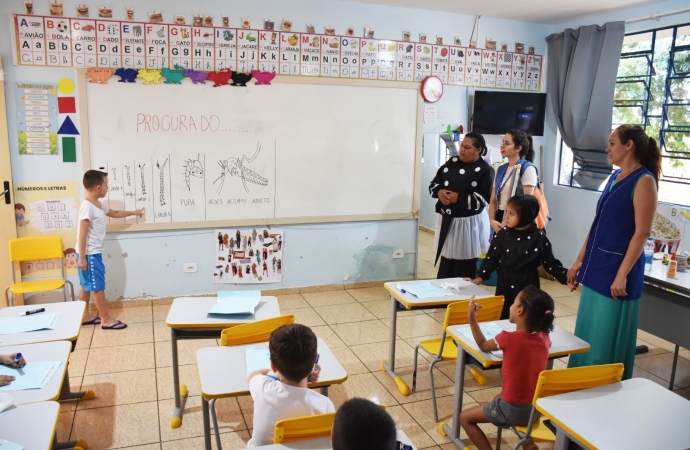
[{"xmin": 468, "ymin": 195, "xmax": 567, "ymax": 319}]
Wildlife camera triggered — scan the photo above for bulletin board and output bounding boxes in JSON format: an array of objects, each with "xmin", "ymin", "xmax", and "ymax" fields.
[{"xmin": 78, "ymin": 74, "xmax": 423, "ymax": 231}]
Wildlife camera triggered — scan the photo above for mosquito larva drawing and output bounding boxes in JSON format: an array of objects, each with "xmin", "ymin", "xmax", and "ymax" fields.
[
  {"xmin": 125, "ymin": 165, "xmax": 132, "ymax": 187},
  {"xmin": 183, "ymin": 154, "xmax": 204, "ymax": 191},
  {"xmin": 138, "ymin": 163, "xmax": 147, "ymax": 195},
  {"xmin": 156, "ymin": 158, "xmax": 168, "ymax": 206},
  {"xmin": 214, "ymin": 142, "xmax": 268, "ymax": 194}
]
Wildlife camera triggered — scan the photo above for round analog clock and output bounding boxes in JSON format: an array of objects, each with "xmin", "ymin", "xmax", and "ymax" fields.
[{"xmin": 421, "ymin": 76, "xmax": 443, "ymax": 103}]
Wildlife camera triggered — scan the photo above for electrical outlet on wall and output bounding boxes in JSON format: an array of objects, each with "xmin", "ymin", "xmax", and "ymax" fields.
[
  {"xmin": 183, "ymin": 263, "xmax": 197, "ymax": 273},
  {"xmin": 393, "ymin": 249, "xmax": 404, "ymax": 259}
]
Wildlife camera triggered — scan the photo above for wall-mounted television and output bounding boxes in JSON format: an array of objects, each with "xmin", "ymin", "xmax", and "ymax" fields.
[{"xmin": 472, "ymin": 91, "xmax": 547, "ymax": 136}]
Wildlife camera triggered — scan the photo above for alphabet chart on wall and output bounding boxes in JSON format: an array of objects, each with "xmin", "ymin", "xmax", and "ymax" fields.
[{"xmin": 13, "ymin": 14, "xmax": 543, "ymax": 91}]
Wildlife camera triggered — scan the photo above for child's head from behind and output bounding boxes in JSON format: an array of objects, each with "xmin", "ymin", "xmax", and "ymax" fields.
[
  {"xmin": 269, "ymin": 323, "xmax": 317, "ymax": 383},
  {"xmin": 510, "ymin": 286, "xmax": 555, "ymax": 334},
  {"xmin": 506, "ymin": 195, "xmax": 540, "ymax": 229},
  {"xmin": 83, "ymin": 170, "xmax": 108, "ymax": 196},
  {"xmin": 332, "ymin": 398, "xmax": 397, "ymax": 450}
]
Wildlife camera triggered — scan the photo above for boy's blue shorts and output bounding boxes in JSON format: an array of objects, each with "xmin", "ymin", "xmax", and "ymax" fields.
[{"xmin": 77, "ymin": 253, "xmax": 105, "ymax": 292}]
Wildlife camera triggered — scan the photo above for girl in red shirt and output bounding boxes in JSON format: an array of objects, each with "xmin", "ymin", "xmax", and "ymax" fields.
[{"xmin": 460, "ymin": 286, "xmax": 555, "ymax": 450}]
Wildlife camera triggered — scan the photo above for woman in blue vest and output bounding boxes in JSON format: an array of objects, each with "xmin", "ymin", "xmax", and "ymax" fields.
[{"xmin": 567, "ymin": 124, "xmax": 660, "ymax": 380}]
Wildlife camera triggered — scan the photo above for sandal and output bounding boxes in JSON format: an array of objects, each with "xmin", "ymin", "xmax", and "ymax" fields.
[
  {"xmin": 101, "ymin": 320, "xmax": 128, "ymax": 330},
  {"xmin": 82, "ymin": 317, "xmax": 101, "ymax": 326}
]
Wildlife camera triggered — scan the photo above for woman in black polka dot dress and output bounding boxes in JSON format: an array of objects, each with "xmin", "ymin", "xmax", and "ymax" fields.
[
  {"xmin": 469, "ymin": 195, "xmax": 568, "ymax": 319},
  {"xmin": 429, "ymin": 133, "xmax": 493, "ymax": 279}
]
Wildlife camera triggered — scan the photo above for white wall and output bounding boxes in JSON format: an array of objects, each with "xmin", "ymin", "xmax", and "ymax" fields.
[{"xmin": 1, "ymin": 0, "xmax": 551, "ymax": 298}]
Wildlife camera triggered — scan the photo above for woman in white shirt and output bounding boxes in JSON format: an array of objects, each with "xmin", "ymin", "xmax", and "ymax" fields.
[{"xmin": 489, "ymin": 129, "xmax": 538, "ymax": 234}]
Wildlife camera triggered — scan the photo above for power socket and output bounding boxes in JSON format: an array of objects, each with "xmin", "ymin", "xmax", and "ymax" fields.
[
  {"xmin": 183, "ymin": 263, "xmax": 197, "ymax": 273},
  {"xmin": 392, "ymin": 249, "xmax": 404, "ymax": 259}
]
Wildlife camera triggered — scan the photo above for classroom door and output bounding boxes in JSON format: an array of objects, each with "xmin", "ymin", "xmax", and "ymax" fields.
[{"xmin": 0, "ymin": 56, "xmax": 18, "ymax": 308}]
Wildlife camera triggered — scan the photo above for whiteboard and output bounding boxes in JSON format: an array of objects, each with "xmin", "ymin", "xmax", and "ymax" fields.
[{"xmin": 80, "ymin": 75, "xmax": 422, "ymax": 231}]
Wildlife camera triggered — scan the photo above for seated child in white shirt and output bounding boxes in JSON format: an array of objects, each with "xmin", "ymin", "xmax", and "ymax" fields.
[{"xmin": 246, "ymin": 323, "xmax": 334, "ymax": 447}]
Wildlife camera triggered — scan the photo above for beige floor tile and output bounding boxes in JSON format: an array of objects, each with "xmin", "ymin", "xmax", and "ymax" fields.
[
  {"xmin": 634, "ymin": 338, "xmax": 669, "ymax": 359},
  {"xmin": 90, "ymin": 321, "xmax": 154, "ymax": 348},
  {"xmin": 302, "ymin": 290, "xmax": 357, "ymax": 307},
  {"xmin": 276, "ymin": 294, "xmax": 309, "ymax": 310},
  {"xmin": 417, "ymin": 271, "xmax": 437, "ymax": 280},
  {"xmin": 394, "ymin": 314, "xmax": 443, "ymax": 339},
  {"xmin": 373, "ymin": 364, "xmax": 456, "ymax": 405},
  {"xmin": 328, "ymin": 373, "xmax": 399, "ymax": 409},
  {"xmin": 311, "ymin": 325, "xmax": 347, "ymax": 349},
  {"xmin": 127, "ymin": 444, "xmax": 162, "ymax": 450},
  {"xmin": 161, "ymin": 431, "xmax": 250, "ymax": 450},
  {"xmin": 155, "ymin": 338, "xmax": 217, "ymax": 368},
  {"xmin": 60, "ymin": 377, "xmax": 83, "ymax": 412},
  {"xmin": 350, "ymin": 338, "xmax": 427, "ymax": 372},
  {"xmin": 67, "ymin": 349, "xmax": 89, "ymax": 377},
  {"xmin": 158, "ymin": 395, "xmax": 246, "ymax": 442},
  {"xmin": 553, "ymin": 315, "xmax": 577, "ymax": 334},
  {"xmin": 72, "ymin": 401, "xmax": 160, "ymax": 449},
  {"xmin": 237, "ymin": 395, "xmax": 254, "ymax": 430},
  {"xmin": 78, "ymin": 368, "xmax": 157, "ymax": 410},
  {"xmin": 386, "ymin": 404, "xmax": 437, "ymax": 449},
  {"xmin": 634, "ymin": 352, "xmax": 690, "ymax": 388},
  {"xmin": 418, "ymin": 232, "xmax": 435, "ymax": 246},
  {"xmin": 330, "ymin": 346, "xmax": 369, "ymax": 375},
  {"xmin": 467, "ymin": 386, "xmax": 501, "ymax": 404},
  {"xmin": 313, "ymin": 302, "xmax": 376, "ymax": 324},
  {"xmin": 345, "ymin": 287, "xmax": 390, "ymax": 302},
  {"xmin": 636, "ymin": 330, "xmax": 677, "ymax": 352},
  {"xmin": 56, "ymin": 411, "xmax": 75, "ymax": 442},
  {"xmin": 153, "ymin": 304, "xmax": 171, "ymax": 321},
  {"xmin": 673, "ymin": 388, "xmax": 690, "ymax": 401},
  {"xmin": 75, "ymin": 326, "xmax": 94, "ymax": 350},
  {"xmin": 331, "ymin": 319, "xmax": 390, "ymax": 346},
  {"xmin": 154, "ymin": 321, "xmax": 172, "ymax": 342},
  {"xmin": 551, "ymin": 302, "xmax": 578, "ymax": 317},
  {"xmin": 632, "ymin": 365, "xmax": 675, "ymax": 389},
  {"xmin": 402, "ymin": 396, "xmax": 489, "ymax": 445},
  {"xmin": 418, "ymin": 248, "xmax": 436, "ymax": 263},
  {"xmin": 437, "ymin": 361, "xmax": 503, "ymax": 392},
  {"xmin": 540, "ymin": 281, "xmax": 575, "ymax": 299},
  {"xmin": 156, "ymin": 364, "xmax": 203, "ymax": 400},
  {"xmin": 553, "ymin": 294, "xmax": 580, "ymax": 310},
  {"xmin": 361, "ymin": 300, "xmax": 426, "ymax": 320},
  {"xmin": 417, "ymin": 259, "xmax": 436, "ymax": 274},
  {"xmin": 109, "ymin": 305, "xmax": 153, "ymax": 324},
  {"xmin": 282, "ymin": 307, "xmax": 327, "ymax": 327},
  {"xmin": 85, "ymin": 343, "xmax": 155, "ymax": 375}
]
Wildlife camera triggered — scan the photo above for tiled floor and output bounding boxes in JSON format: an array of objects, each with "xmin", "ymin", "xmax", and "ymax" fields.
[{"xmin": 56, "ymin": 229, "xmax": 690, "ymax": 449}]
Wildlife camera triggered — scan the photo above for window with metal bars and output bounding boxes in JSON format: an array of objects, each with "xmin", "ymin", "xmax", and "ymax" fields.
[{"xmin": 558, "ymin": 22, "xmax": 690, "ymax": 206}]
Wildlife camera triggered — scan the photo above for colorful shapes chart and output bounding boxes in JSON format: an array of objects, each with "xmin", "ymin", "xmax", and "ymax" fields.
[{"xmin": 57, "ymin": 78, "xmax": 75, "ymax": 94}]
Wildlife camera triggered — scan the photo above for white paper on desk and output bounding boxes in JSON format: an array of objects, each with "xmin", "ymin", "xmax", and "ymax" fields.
[
  {"xmin": 0, "ymin": 393, "xmax": 14, "ymax": 412},
  {"xmin": 0, "ymin": 313, "xmax": 60, "ymax": 335},
  {"xmin": 395, "ymin": 281, "xmax": 453, "ymax": 299},
  {"xmin": 0, "ymin": 361, "xmax": 62, "ymax": 392},
  {"xmin": 209, "ymin": 291, "xmax": 261, "ymax": 315},
  {"xmin": 439, "ymin": 279, "xmax": 474, "ymax": 291},
  {"xmin": 457, "ymin": 323, "xmax": 504, "ymax": 357},
  {"xmin": 245, "ymin": 347, "xmax": 271, "ymax": 377},
  {"xmin": 0, "ymin": 439, "xmax": 24, "ymax": 450}
]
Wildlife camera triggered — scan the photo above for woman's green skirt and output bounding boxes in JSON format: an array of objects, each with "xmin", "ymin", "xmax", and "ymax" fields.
[{"xmin": 567, "ymin": 285, "xmax": 639, "ymax": 380}]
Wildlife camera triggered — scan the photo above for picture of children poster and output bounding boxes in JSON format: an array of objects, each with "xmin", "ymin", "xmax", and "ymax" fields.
[
  {"xmin": 214, "ymin": 228, "xmax": 283, "ymax": 284},
  {"xmin": 13, "ymin": 181, "xmax": 80, "ymax": 276}
]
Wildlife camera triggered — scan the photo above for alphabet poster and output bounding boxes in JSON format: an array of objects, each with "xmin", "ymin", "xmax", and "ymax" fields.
[
  {"xmin": 214, "ymin": 228, "xmax": 283, "ymax": 284},
  {"xmin": 13, "ymin": 181, "xmax": 80, "ymax": 276},
  {"xmin": 15, "ymin": 82, "xmax": 58, "ymax": 155}
]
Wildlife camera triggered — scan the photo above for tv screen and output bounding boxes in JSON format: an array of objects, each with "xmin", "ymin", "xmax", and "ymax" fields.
[{"xmin": 472, "ymin": 91, "xmax": 547, "ymax": 136}]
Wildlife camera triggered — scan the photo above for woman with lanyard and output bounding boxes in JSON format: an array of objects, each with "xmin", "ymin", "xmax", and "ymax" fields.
[
  {"xmin": 567, "ymin": 125, "xmax": 659, "ymax": 380},
  {"xmin": 489, "ymin": 129, "xmax": 537, "ymax": 234},
  {"xmin": 429, "ymin": 133, "xmax": 493, "ymax": 278}
]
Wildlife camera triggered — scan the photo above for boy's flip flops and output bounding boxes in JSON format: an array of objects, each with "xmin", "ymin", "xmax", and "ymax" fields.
[
  {"xmin": 82, "ymin": 317, "xmax": 101, "ymax": 326},
  {"xmin": 102, "ymin": 320, "xmax": 128, "ymax": 330}
]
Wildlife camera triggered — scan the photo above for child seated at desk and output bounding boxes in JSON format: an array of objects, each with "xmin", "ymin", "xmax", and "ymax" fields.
[
  {"xmin": 0, "ymin": 353, "xmax": 27, "ymax": 387},
  {"xmin": 332, "ymin": 398, "xmax": 400, "ymax": 450},
  {"xmin": 246, "ymin": 323, "xmax": 334, "ymax": 447},
  {"xmin": 460, "ymin": 287, "xmax": 555, "ymax": 450}
]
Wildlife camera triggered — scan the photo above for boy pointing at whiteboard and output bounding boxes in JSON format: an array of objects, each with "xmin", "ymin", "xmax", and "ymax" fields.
[{"xmin": 78, "ymin": 170, "xmax": 144, "ymax": 330}]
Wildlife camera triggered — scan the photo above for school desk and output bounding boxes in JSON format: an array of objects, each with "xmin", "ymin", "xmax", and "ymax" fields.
[
  {"xmin": 0, "ymin": 401, "xmax": 86, "ymax": 450},
  {"xmin": 536, "ymin": 378, "xmax": 690, "ymax": 449},
  {"xmin": 252, "ymin": 429, "xmax": 417, "ymax": 449},
  {"xmin": 0, "ymin": 301, "xmax": 85, "ymax": 348},
  {"xmin": 196, "ymin": 337, "xmax": 347, "ymax": 450},
  {"xmin": 382, "ymin": 279, "xmax": 494, "ymax": 395},
  {"xmin": 640, "ymin": 259, "xmax": 690, "ymax": 389},
  {"xmin": 0, "ymin": 341, "xmax": 93, "ymax": 405},
  {"xmin": 440, "ymin": 320, "xmax": 590, "ymax": 449},
  {"xmin": 165, "ymin": 296, "xmax": 281, "ymax": 429}
]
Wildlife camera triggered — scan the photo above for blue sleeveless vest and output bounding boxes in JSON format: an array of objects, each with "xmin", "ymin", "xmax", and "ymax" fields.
[{"xmin": 578, "ymin": 167, "xmax": 652, "ymax": 300}]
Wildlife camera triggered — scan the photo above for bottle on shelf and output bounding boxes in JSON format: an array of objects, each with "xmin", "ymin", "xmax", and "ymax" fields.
[
  {"xmin": 667, "ymin": 252, "xmax": 677, "ymax": 278},
  {"xmin": 644, "ymin": 237, "xmax": 654, "ymax": 272}
]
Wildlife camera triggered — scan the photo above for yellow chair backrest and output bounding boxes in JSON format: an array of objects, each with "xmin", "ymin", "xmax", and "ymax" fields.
[
  {"xmin": 219, "ymin": 314, "xmax": 295, "ymax": 346},
  {"xmin": 442, "ymin": 296, "xmax": 504, "ymax": 329},
  {"xmin": 274, "ymin": 412, "xmax": 335, "ymax": 444},
  {"xmin": 8, "ymin": 236, "xmax": 65, "ymax": 263},
  {"xmin": 532, "ymin": 363, "xmax": 624, "ymax": 403}
]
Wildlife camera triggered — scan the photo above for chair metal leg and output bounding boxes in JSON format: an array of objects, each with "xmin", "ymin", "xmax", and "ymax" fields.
[
  {"xmin": 210, "ymin": 398, "xmax": 222, "ymax": 450},
  {"xmin": 65, "ymin": 280, "xmax": 75, "ymax": 301},
  {"xmin": 429, "ymin": 358, "xmax": 441, "ymax": 422},
  {"xmin": 412, "ymin": 344, "xmax": 421, "ymax": 392},
  {"xmin": 496, "ymin": 426, "xmax": 502, "ymax": 450},
  {"xmin": 5, "ymin": 288, "xmax": 13, "ymax": 307}
]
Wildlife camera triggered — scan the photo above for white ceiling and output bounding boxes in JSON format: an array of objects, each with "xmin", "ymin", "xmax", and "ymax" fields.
[{"xmin": 337, "ymin": 0, "xmax": 667, "ymax": 24}]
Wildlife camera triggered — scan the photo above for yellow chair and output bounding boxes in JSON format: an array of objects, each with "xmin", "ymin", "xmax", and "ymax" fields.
[
  {"xmin": 412, "ymin": 296, "xmax": 504, "ymax": 422},
  {"xmin": 208, "ymin": 314, "xmax": 295, "ymax": 450},
  {"xmin": 274, "ymin": 411, "xmax": 336, "ymax": 443},
  {"xmin": 5, "ymin": 236, "xmax": 75, "ymax": 306},
  {"xmin": 501, "ymin": 363, "xmax": 625, "ymax": 450}
]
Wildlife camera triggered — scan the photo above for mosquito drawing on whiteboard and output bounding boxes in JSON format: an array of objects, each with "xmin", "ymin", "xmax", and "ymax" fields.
[
  {"xmin": 138, "ymin": 163, "xmax": 147, "ymax": 195},
  {"xmin": 214, "ymin": 142, "xmax": 268, "ymax": 194},
  {"xmin": 183, "ymin": 154, "xmax": 204, "ymax": 191},
  {"xmin": 156, "ymin": 157, "xmax": 168, "ymax": 206}
]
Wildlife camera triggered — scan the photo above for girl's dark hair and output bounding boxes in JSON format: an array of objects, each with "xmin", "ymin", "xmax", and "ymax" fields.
[
  {"xmin": 506, "ymin": 128, "xmax": 534, "ymax": 162},
  {"xmin": 615, "ymin": 124, "xmax": 662, "ymax": 184},
  {"xmin": 464, "ymin": 132, "xmax": 487, "ymax": 157},
  {"xmin": 506, "ymin": 196, "xmax": 523, "ymax": 219},
  {"xmin": 519, "ymin": 286, "xmax": 555, "ymax": 334}
]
